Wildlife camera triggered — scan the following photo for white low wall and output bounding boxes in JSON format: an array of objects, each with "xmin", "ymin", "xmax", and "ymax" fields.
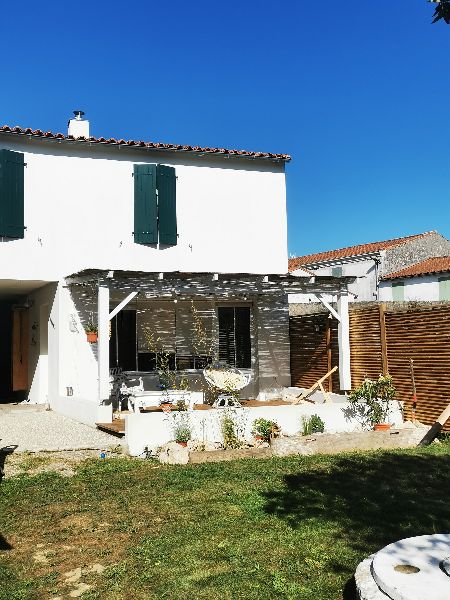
[
  {"xmin": 50, "ymin": 395, "xmax": 112, "ymax": 427},
  {"xmin": 125, "ymin": 402, "xmax": 404, "ymax": 457}
]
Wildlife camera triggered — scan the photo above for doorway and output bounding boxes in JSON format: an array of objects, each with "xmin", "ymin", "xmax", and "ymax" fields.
[
  {"xmin": 109, "ymin": 310, "xmax": 137, "ymax": 371},
  {"xmin": 0, "ymin": 301, "xmax": 28, "ymax": 403}
]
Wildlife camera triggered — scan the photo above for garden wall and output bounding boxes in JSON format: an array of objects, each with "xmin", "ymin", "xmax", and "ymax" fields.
[{"xmin": 124, "ymin": 401, "xmax": 404, "ymax": 456}]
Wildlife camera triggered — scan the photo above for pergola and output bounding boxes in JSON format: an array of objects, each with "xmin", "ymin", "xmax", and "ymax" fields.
[{"xmin": 65, "ymin": 269, "xmax": 355, "ymax": 403}]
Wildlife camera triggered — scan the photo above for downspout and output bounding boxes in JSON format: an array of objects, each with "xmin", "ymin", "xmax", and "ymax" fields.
[{"xmin": 373, "ymin": 258, "xmax": 381, "ymax": 301}]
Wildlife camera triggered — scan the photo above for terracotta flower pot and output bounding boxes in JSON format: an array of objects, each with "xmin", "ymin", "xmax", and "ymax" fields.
[
  {"xmin": 86, "ymin": 332, "xmax": 98, "ymax": 343},
  {"xmin": 374, "ymin": 423, "xmax": 391, "ymax": 431},
  {"xmin": 160, "ymin": 403, "xmax": 172, "ymax": 413},
  {"xmin": 177, "ymin": 441, "xmax": 188, "ymax": 447}
]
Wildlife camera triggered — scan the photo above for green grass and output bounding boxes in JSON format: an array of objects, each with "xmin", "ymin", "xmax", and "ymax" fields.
[{"xmin": 1, "ymin": 445, "xmax": 449, "ymax": 599}]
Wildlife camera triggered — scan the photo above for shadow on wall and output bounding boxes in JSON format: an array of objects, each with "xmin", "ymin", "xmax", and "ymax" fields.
[
  {"xmin": 256, "ymin": 297, "xmax": 291, "ymax": 392},
  {"xmin": 262, "ymin": 452, "xmax": 450, "ymax": 556}
]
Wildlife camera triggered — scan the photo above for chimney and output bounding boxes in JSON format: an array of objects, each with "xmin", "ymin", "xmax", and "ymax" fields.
[{"xmin": 67, "ymin": 110, "xmax": 90, "ymax": 139}]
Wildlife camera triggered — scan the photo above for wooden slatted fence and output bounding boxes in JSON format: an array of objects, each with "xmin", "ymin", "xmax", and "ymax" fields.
[
  {"xmin": 289, "ymin": 302, "xmax": 450, "ymax": 430},
  {"xmin": 289, "ymin": 313, "xmax": 339, "ymax": 392},
  {"xmin": 385, "ymin": 304, "xmax": 450, "ymax": 429}
]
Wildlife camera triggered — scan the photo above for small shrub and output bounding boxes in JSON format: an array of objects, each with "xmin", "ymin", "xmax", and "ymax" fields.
[
  {"xmin": 438, "ymin": 431, "xmax": 450, "ymax": 444},
  {"xmin": 252, "ymin": 418, "xmax": 280, "ymax": 442},
  {"xmin": 173, "ymin": 423, "xmax": 191, "ymax": 443},
  {"xmin": 221, "ymin": 414, "xmax": 241, "ymax": 449},
  {"xmin": 175, "ymin": 398, "xmax": 188, "ymax": 412},
  {"xmin": 348, "ymin": 374, "xmax": 396, "ymax": 428},
  {"xmin": 302, "ymin": 414, "xmax": 325, "ymax": 436}
]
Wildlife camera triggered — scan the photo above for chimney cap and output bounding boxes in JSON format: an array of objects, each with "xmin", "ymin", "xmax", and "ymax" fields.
[{"xmin": 73, "ymin": 110, "xmax": 85, "ymax": 120}]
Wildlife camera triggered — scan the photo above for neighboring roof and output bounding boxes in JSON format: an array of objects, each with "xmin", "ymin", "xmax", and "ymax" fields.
[
  {"xmin": 288, "ymin": 231, "xmax": 436, "ymax": 271},
  {"xmin": 382, "ymin": 256, "xmax": 450, "ymax": 280},
  {"xmin": 0, "ymin": 124, "xmax": 291, "ymax": 161}
]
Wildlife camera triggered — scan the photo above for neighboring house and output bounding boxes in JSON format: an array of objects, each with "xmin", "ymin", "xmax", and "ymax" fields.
[
  {"xmin": 379, "ymin": 256, "xmax": 450, "ymax": 301},
  {"xmin": 288, "ymin": 231, "xmax": 450, "ymax": 303},
  {"xmin": 0, "ymin": 112, "xmax": 354, "ymax": 425}
]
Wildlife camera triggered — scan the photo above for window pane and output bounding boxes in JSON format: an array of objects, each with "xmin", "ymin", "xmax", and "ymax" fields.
[
  {"xmin": 439, "ymin": 277, "xmax": 450, "ymax": 301},
  {"xmin": 235, "ymin": 307, "xmax": 251, "ymax": 368},
  {"xmin": 392, "ymin": 282, "xmax": 404, "ymax": 301},
  {"xmin": 218, "ymin": 307, "xmax": 235, "ymax": 365},
  {"xmin": 218, "ymin": 307, "xmax": 251, "ymax": 368}
]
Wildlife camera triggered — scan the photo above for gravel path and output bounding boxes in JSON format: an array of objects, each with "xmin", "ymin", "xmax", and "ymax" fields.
[{"xmin": 0, "ymin": 407, "xmax": 123, "ymax": 452}]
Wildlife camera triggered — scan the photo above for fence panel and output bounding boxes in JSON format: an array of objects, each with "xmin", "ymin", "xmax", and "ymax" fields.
[
  {"xmin": 289, "ymin": 314, "xmax": 339, "ymax": 391},
  {"xmin": 385, "ymin": 304, "xmax": 450, "ymax": 429},
  {"xmin": 349, "ymin": 305, "xmax": 384, "ymax": 387}
]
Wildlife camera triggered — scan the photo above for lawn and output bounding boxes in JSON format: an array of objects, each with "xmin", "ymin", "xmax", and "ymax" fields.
[{"xmin": 1, "ymin": 445, "xmax": 449, "ymax": 600}]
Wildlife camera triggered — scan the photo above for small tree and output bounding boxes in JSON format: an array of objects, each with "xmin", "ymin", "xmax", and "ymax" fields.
[
  {"xmin": 429, "ymin": 0, "xmax": 450, "ymax": 24},
  {"xmin": 348, "ymin": 375, "xmax": 396, "ymax": 429}
]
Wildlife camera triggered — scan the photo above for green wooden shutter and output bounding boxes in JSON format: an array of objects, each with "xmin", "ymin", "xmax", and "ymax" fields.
[
  {"xmin": 134, "ymin": 164, "xmax": 157, "ymax": 244},
  {"xmin": 0, "ymin": 149, "xmax": 25, "ymax": 239},
  {"xmin": 157, "ymin": 165, "xmax": 177, "ymax": 245}
]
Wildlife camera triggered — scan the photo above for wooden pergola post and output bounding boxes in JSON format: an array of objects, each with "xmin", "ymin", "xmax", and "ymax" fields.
[
  {"xmin": 337, "ymin": 290, "xmax": 351, "ymax": 391},
  {"xmin": 98, "ymin": 284, "xmax": 110, "ymax": 404},
  {"xmin": 379, "ymin": 302, "xmax": 389, "ymax": 375}
]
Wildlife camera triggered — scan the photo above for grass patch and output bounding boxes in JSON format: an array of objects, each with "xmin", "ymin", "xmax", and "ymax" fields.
[{"xmin": 0, "ymin": 447, "xmax": 449, "ymax": 599}]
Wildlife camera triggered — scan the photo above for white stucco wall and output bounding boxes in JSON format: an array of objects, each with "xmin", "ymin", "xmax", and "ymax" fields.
[
  {"xmin": 379, "ymin": 275, "xmax": 440, "ymax": 301},
  {"xmin": 27, "ymin": 283, "xmax": 57, "ymax": 404},
  {"xmin": 289, "ymin": 258, "xmax": 377, "ymax": 304},
  {"xmin": 0, "ymin": 138, "xmax": 288, "ymax": 280}
]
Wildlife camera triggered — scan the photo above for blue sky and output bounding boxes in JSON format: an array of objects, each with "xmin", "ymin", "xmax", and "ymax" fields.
[{"xmin": 1, "ymin": 1, "xmax": 449, "ymax": 257}]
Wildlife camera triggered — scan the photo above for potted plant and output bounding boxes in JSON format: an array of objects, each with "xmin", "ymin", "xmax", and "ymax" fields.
[
  {"xmin": 348, "ymin": 375, "xmax": 396, "ymax": 430},
  {"xmin": 85, "ymin": 321, "xmax": 98, "ymax": 343},
  {"xmin": 301, "ymin": 414, "xmax": 325, "ymax": 436},
  {"xmin": 174, "ymin": 421, "xmax": 191, "ymax": 447},
  {"xmin": 252, "ymin": 418, "xmax": 280, "ymax": 442}
]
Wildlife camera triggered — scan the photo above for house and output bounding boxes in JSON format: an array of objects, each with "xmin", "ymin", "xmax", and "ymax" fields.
[
  {"xmin": 288, "ymin": 231, "xmax": 450, "ymax": 303},
  {"xmin": 379, "ymin": 256, "xmax": 450, "ymax": 301},
  {"xmin": 0, "ymin": 111, "xmax": 354, "ymax": 429}
]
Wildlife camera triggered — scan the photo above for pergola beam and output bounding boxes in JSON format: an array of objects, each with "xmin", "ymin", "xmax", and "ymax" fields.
[
  {"xmin": 109, "ymin": 291, "xmax": 138, "ymax": 320},
  {"xmin": 315, "ymin": 294, "xmax": 341, "ymax": 322}
]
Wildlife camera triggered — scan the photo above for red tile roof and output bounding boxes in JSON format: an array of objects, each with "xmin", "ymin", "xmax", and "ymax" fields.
[
  {"xmin": 382, "ymin": 256, "xmax": 450, "ymax": 280},
  {"xmin": 0, "ymin": 124, "xmax": 291, "ymax": 161},
  {"xmin": 288, "ymin": 232, "xmax": 436, "ymax": 271}
]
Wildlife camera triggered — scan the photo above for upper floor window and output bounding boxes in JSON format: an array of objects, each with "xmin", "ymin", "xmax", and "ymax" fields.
[
  {"xmin": 133, "ymin": 163, "xmax": 177, "ymax": 246},
  {"xmin": 392, "ymin": 281, "xmax": 404, "ymax": 301},
  {"xmin": 331, "ymin": 266, "xmax": 343, "ymax": 277},
  {"xmin": 438, "ymin": 276, "xmax": 450, "ymax": 301},
  {"xmin": 0, "ymin": 149, "xmax": 25, "ymax": 239}
]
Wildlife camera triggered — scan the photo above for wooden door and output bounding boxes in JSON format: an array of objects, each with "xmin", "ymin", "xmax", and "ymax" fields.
[{"xmin": 12, "ymin": 309, "xmax": 28, "ymax": 391}]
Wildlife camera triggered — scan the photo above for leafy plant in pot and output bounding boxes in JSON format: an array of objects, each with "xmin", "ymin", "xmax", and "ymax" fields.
[
  {"xmin": 252, "ymin": 418, "xmax": 280, "ymax": 443},
  {"xmin": 301, "ymin": 414, "xmax": 325, "ymax": 436},
  {"xmin": 173, "ymin": 421, "xmax": 191, "ymax": 447},
  {"xmin": 348, "ymin": 374, "xmax": 396, "ymax": 430},
  {"xmin": 85, "ymin": 321, "xmax": 98, "ymax": 343}
]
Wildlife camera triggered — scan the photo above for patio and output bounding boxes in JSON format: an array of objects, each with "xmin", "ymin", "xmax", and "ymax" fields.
[{"xmin": 0, "ymin": 404, "xmax": 122, "ymax": 453}]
